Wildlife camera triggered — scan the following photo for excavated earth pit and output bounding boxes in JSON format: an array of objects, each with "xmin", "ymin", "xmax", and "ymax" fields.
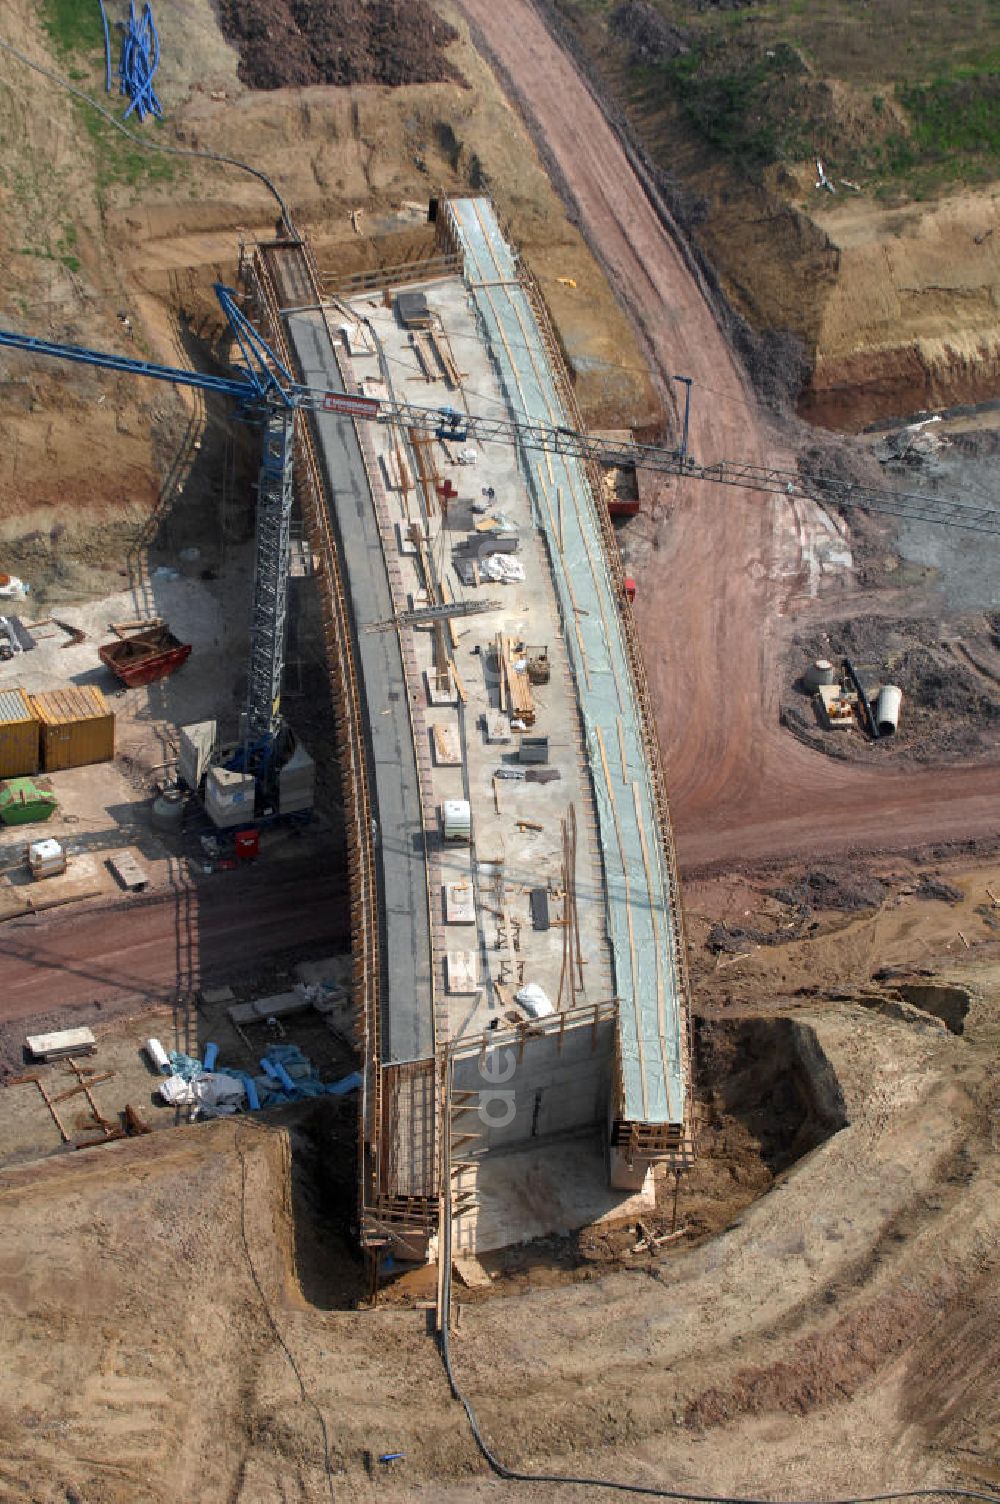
[
  {"xmin": 892, "ymin": 981, "xmax": 971, "ymax": 1036},
  {"xmin": 280, "ymin": 1015, "xmax": 849, "ymax": 1308},
  {"xmin": 403, "ymin": 1015, "xmax": 853, "ymax": 1296}
]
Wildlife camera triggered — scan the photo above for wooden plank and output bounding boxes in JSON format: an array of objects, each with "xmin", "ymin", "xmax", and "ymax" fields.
[
  {"xmin": 497, "ymin": 633, "xmax": 534, "ymax": 725},
  {"xmin": 495, "ymin": 632, "xmax": 507, "ymax": 713},
  {"xmin": 52, "ymin": 1071, "xmax": 116, "ymax": 1104},
  {"xmin": 35, "ymin": 1078, "xmax": 71, "ymax": 1143},
  {"xmin": 449, "ymin": 658, "xmax": 469, "ymax": 706},
  {"xmin": 617, "ymin": 717, "xmax": 629, "ymax": 781},
  {"xmin": 453, "ymin": 1256, "xmax": 491, "ymax": 1290},
  {"xmin": 411, "ymin": 332, "xmax": 436, "ymax": 382},
  {"xmin": 429, "ymin": 327, "xmax": 461, "ymax": 388},
  {"xmin": 432, "ymin": 723, "xmax": 462, "ymax": 766}
]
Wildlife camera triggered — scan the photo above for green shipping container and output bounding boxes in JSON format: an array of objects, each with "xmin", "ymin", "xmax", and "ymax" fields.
[{"xmin": 0, "ymin": 777, "xmax": 57, "ymax": 825}]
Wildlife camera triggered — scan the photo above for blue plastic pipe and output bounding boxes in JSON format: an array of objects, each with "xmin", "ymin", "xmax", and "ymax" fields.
[
  {"xmin": 271, "ymin": 1061, "xmax": 296, "ymax": 1093},
  {"xmin": 98, "ymin": 0, "xmax": 112, "ymax": 92}
]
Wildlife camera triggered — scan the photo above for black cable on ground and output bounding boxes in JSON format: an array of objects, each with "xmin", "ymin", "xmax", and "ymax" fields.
[
  {"xmin": 236, "ymin": 1134, "xmax": 336, "ymax": 1501},
  {"xmin": 441, "ymin": 1307, "xmax": 1000, "ymax": 1504},
  {"xmin": 0, "ymin": 34, "xmax": 297, "ymax": 237},
  {"xmin": 438, "ymin": 1197, "xmax": 998, "ymax": 1504}
]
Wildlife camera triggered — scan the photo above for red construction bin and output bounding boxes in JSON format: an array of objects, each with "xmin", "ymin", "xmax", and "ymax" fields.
[{"xmin": 234, "ymin": 828, "xmax": 260, "ymax": 862}]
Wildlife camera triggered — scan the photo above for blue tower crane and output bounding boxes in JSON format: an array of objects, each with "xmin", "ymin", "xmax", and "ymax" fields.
[
  {"xmin": 0, "ymin": 281, "xmax": 994, "ymax": 777},
  {"xmin": 0, "ymin": 288, "xmax": 299, "ymax": 751}
]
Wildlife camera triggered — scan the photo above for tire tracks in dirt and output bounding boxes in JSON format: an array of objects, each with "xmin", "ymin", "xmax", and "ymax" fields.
[{"xmin": 454, "ymin": 0, "xmax": 1000, "ymax": 867}]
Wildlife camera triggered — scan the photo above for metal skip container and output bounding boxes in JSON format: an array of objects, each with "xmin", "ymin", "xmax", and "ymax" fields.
[
  {"xmin": 0, "ymin": 687, "xmax": 40, "ymax": 778},
  {"xmin": 31, "ymin": 686, "xmax": 115, "ymax": 771}
]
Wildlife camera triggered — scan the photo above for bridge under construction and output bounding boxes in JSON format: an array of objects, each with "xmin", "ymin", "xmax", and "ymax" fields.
[{"xmin": 240, "ymin": 198, "xmax": 694, "ymax": 1259}]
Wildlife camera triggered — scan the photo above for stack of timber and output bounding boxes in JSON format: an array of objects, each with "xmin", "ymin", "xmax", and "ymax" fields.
[
  {"xmin": 429, "ymin": 327, "xmax": 461, "ymax": 388},
  {"xmin": 495, "ymin": 633, "xmax": 535, "ymax": 727}
]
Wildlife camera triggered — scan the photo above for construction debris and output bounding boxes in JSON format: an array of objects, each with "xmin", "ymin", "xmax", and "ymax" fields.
[
  {"xmin": 25, "ymin": 1027, "xmax": 97, "ymax": 1062},
  {"xmin": 156, "ymin": 1044, "xmax": 357, "ymax": 1115}
]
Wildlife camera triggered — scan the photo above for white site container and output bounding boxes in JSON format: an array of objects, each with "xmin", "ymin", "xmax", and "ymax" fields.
[
  {"xmin": 442, "ymin": 799, "xmax": 472, "ymax": 843},
  {"xmin": 205, "ymin": 767, "xmax": 256, "ymax": 829},
  {"xmin": 28, "ymin": 837, "xmax": 66, "ymax": 880}
]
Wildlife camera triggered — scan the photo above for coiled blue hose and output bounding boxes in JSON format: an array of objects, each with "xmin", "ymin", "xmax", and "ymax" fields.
[{"xmin": 118, "ymin": 1, "xmax": 162, "ymax": 122}]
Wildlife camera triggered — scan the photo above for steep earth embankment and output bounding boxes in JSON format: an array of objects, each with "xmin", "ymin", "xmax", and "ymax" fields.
[
  {"xmin": 453, "ymin": 0, "xmax": 1000, "ymax": 869},
  {"xmin": 543, "ymin": 0, "xmax": 1000, "ymax": 432}
]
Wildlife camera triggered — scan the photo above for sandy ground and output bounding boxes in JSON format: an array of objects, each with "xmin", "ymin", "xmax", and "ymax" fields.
[
  {"xmin": 0, "ymin": 556, "xmax": 348, "ymax": 1025},
  {"xmin": 0, "ymin": 8, "xmax": 998, "ymax": 1501},
  {"xmin": 454, "ymin": 0, "xmax": 1000, "ymax": 873},
  {"xmin": 1, "ymin": 872, "xmax": 997, "ymax": 1501}
]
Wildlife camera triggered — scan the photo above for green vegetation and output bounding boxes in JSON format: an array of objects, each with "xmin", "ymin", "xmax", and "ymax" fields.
[
  {"xmin": 38, "ymin": 0, "xmax": 178, "ymax": 192},
  {"xmin": 39, "ymin": 0, "xmax": 103, "ymax": 57},
  {"xmin": 79, "ymin": 103, "xmax": 177, "ymax": 188},
  {"xmin": 901, "ymin": 70, "xmax": 1000, "ymax": 160},
  {"xmin": 661, "ymin": 40, "xmax": 810, "ymax": 169},
  {"xmin": 558, "ymin": 0, "xmax": 1000, "ymax": 195}
]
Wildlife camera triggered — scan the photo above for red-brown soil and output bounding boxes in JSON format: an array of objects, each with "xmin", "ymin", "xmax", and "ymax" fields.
[
  {"xmin": 0, "ymin": 855, "xmax": 347, "ymax": 1038},
  {"xmin": 453, "ymin": 0, "xmax": 1000, "ymax": 870},
  {"xmin": 216, "ymin": 0, "xmax": 461, "ymax": 90}
]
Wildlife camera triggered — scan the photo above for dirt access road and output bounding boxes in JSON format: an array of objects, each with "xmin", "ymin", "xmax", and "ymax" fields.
[
  {"xmin": 0, "ymin": 856, "xmax": 348, "ymax": 1030},
  {"xmin": 454, "ymin": 0, "xmax": 999, "ymax": 869}
]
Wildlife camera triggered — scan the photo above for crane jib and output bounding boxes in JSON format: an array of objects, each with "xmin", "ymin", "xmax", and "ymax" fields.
[{"xmin": 321, "ymin": 391, "xmax": 381, "ymax": 420}]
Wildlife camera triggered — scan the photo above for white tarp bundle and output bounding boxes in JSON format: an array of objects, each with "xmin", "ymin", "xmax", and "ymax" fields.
[
  {"xmin": 158, "ymin": 1072, "xmax": 246, "ymax": 1114},
  {"xmin": 483, "ymin": 554, "xmax": 525, "ymax": 584},
  {"xmin": 515, "ymin": 982, "xmax": 554, "ymax": 1019}
]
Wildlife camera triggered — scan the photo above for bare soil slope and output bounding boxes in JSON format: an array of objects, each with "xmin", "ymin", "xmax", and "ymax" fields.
[
  {"xmin": 548, "ymin": 0, "xmax": 1000, "ymax": 431},
  {"xmin": 455, "ymin": 0, "xmax": 1000, "ymax": 870},
  {"xmin": 0, "ymin": 0, "xmax": 658, "ymax": 593},
  {"xmin": 2, "ymin": 933, "xmax": 998, "ymax": 1501}
]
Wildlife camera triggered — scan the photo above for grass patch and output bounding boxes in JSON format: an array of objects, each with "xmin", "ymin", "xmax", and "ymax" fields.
[
  {"xmin": 664, "ymin": 40, "xmax": 810, "ymax": 168},
  {"xmin": 901, "ymin": 69, "xmax": 1000, "ymax": 160},
  {"xmin": 78, "ymin": 103, "xmax": 176, "ymax": 189},
  {"xmin": 40, "ymin": 0, "xmax": 104, "ymax": 56},
  {"xmin": 563, "ymin": 0, "xmax": 1000, "ymax": 193}
]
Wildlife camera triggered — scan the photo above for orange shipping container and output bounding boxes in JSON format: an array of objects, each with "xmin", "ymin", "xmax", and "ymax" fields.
[
  {"xmin": 30, "ymin": 685, "xmax": 115, "ymax": 772},
  {"xmin": 0, "ymin": 687, "xmax": 40, "ymax": 778}
]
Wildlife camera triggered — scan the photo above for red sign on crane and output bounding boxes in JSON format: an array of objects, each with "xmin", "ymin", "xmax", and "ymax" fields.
[{"xmin": 322, "ymin": 392, "xmax": 381, "ymax": 420}]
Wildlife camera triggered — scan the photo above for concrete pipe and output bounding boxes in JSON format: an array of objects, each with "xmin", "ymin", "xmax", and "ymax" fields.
[{"xmin": 876, "ymin": 684, "xmax": 903, "ymax": 736}]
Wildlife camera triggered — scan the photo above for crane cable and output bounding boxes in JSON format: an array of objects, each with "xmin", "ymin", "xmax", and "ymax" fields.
[{"xmin": 0, "ymin": 33, "xmax": 298, "ymax": 238}]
